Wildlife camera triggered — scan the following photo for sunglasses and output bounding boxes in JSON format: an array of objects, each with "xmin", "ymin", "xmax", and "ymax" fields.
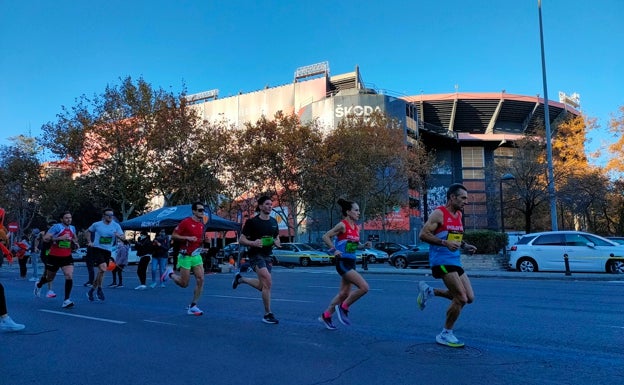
[
  {"xmin": 104, "ymin": 214, "xmax": 114, "ymax": 217},
  {"xmin": 195, "ymin": 208, "xmax": 205, "ymax": 212}
]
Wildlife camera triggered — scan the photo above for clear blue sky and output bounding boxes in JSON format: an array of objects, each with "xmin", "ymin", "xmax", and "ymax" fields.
[{"xmin": 1, "ymin": 0, "xmax": 622, "ymax": 164}]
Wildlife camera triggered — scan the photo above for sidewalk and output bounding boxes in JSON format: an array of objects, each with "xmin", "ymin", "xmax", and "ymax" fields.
[{"xmin": 353, "ymin": 263, "xmax": 624, "ymax": 281}]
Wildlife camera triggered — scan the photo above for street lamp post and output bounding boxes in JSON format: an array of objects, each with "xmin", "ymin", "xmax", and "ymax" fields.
[{"xmin": 500, "ymin": 173, "xmax": 516, "ymax": 255}]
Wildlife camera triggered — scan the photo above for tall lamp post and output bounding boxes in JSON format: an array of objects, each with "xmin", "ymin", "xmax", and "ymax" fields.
[{"xmin": 500, "ymin": 173, "xmax": 516, "ymax": 255}]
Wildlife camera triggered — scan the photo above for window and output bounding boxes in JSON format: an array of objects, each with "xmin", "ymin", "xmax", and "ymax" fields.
[
  {"xmin": 461, "ymin": 147, "xmax": 484, "ymax": 179},
  {"xmin": 533, "ymin": 234, "xmax": 564, "ymax": 246}
]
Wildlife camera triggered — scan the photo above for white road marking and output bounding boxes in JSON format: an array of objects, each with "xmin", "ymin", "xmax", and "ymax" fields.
[{"xmin": 40, "ymin": 309, "xmax": 126, "ymax": 324}]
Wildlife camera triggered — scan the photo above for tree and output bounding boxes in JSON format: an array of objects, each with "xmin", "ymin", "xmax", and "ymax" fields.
[
  {"xmin": 0, "ymin": 136, "xmax": 43, "ymax": 238},
  {"xmin": 605, "ymin": 105, "xmax": 624, "ymax": 174},
  {"xmin": 231, "ymin": 111, "xmax": 324, "ymax": 241}
]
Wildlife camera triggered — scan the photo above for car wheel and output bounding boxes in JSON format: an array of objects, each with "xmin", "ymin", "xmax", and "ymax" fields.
[
  {"xmin": 517, "ymin": 257, "xmax": 537, "ymax": 272},
  {"xmin": 366, "ymin": 255, "xmax": 377, "ymax": 264},
  {"xmin": 607, "ymin": 259, "xmax": 624, "ymax": 274},
  {"xmin": 393, "ymin": 256, "xmax": 408, "ymax": 269},
  {"xmin": 300, "ymin": 257, "xmax": 311, "ymax": 267}
]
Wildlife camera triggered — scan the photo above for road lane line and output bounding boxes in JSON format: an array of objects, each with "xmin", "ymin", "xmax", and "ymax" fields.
[
  {"xmin": 208, "ymin": 294, "xmax": 312, "ymax": 303},
  {"xmin": 40, "ymin": 309, "xmax": 126, "ymax": 324}
]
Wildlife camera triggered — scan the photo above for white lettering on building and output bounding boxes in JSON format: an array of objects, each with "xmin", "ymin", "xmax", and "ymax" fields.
[{"xmin": 335, "ymin": 105, "xmax": 382, "ymax": 118}]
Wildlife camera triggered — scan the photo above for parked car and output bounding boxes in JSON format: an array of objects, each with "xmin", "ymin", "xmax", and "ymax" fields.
[
  {"xmin": 356, "ymin": 248, "xmax": 389, "ymax": 264},
  {"xmin": 216, "ymin": 243, "xmax": 248, "ymax": 261},
  {"xmin": 508, "ymin": 231, "xmax": 624, "ymax": 274},
  {"xmin": 272, "ymin": 243, "xmax": 332, "ymax": 267},
  {"xmin": 606, "ymin": 236, "xmax": 624, "ymax": 245},
  {"xmin": 73, "ymin": 245, "xmax": 139, "ymax": 264},
  {"xmin": 389, "ymin": 243, "xmax": 430, "ymax": 269},
  {"xmin": 374, "ymin": 242, "xmax": 409, "ymax": 255}
]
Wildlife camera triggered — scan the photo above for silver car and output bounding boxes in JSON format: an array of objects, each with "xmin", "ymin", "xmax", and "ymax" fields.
[
  {"xmin": 508, "ymin": 231, "xmax": 624, "ymax": 274},
  {"xmin": 272, "ymin": 243, "xmax": 331, "ymax": 267}
]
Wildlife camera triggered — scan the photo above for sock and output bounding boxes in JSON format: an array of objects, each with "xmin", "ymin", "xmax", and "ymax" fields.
[
  {"xmin": 65, "ymin": 279, "xmax": 72, "ymax": 299},
  {"xmin": 190, "ymin": 302, "xmax": 196, "ymax": 307},
  {"xmin": 323, "ymin": 311, "xmax": 332, "ymax": 318},
  {"xmin": 443, "ymin": 328, "xmax": 452, "ymax": 334},
  {"xmin": 341, "ymin": 303, "xmax": 349, "ymax": 311}
]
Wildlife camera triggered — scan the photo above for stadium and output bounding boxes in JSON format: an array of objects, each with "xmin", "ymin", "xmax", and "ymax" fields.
[{"xmin": 188, "ymin": 62, "xmax": 580, "ymax": 244}]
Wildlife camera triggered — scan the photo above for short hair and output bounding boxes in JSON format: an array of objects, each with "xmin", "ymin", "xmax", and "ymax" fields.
[
  {"xmin": 446, "ymin": 183, "xmax": 467, "ymax": 200},
  {"xmin": 337, "ymin": 198, "xmax": 355, "ymax": 217},
  {"xmin": 60, "ymin": 211, "xmax": 71, "ymax": 218},
  {"xmin": 102, "ymin": 208, "xmax": 114, "ymax": 215},
  {"xmin": 256, "ymin": 196, "xmax": 271, "ymax": 212},
  {"xmin": 191, "ymin": 201, "xmax": 204, "ymax": 211}
]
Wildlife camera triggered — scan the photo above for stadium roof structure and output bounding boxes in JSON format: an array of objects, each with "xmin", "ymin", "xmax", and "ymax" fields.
[{"xmin": 402, "ymin": 92, "xmax": 580, "ymax": 143}]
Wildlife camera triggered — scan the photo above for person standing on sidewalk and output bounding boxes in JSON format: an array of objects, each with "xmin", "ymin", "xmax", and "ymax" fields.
[
  {"xmin": 150, "ymin": 229, "xmax": 169, "ymax": 288},
  {"xmin": 28, "ymin": 228, "xmax": 41, "ymax": 282},
  {"xmin": 231, "ymin": 196, "xmax": 281, "ymax": 325},
  {"xmin": 134, "ymin": 231, "xmax": 152, "ymax": 290},
  {"xmin": 34, "ymin": 211, "xmax": 81, "ymax": 308},
  {"xmin": 318, "ymin": 198, "xmax": 371, "ymax": 330},
  {"xmin": 0, "ymin": 282, "xmax": 25, "ymax": 332},
  {"xmin": 87, "ymin": 209, "xmax": 126, "ymax": 302},
  {"xmin": 109, "ymin": 239, "xmax": 129, "ymax": 288},
  {"xmin": 161, "ymin": 202, "xmax": 206, "ymax": 316},
  {"xmin": 417, "ymin": 183, "xmax": 477, "ymax": 348}
]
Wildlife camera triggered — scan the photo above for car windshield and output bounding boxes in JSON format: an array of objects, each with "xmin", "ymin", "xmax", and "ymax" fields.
[{"xmin": 295, "ymin": 243, "xmax": 314, "ymax": 251}]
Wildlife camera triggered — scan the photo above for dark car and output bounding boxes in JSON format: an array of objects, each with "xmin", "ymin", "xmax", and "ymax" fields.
[
  {"xmin": 389, "ymin": 243, "xmax": 430, "ymax": 269},
  {"xmin": 606, "ymin": 236, "xmax": 624, "ymax": 245},
  {"xmin": 374, "ymin": 242, "xmax": 409, "ymax": 255},
  {"xmin": 217, "ymin": 243, "xmax": 248, "ymax": 261}
]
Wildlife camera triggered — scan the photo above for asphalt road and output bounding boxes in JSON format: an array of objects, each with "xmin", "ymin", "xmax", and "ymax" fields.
[{"xmin": 1, "ymin": 263, "xmax": 622, "ymax": 385}]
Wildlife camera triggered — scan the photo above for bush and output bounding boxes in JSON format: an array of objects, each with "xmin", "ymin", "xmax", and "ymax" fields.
[{"xmin": 463, "ymin": 230, "xmax": 507, "ymax": 254}]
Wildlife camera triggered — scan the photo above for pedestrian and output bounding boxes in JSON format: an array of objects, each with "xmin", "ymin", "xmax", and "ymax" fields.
[
  {"xmin": 134, "ymin": 230, "xmax": 152, "ymax": 290},
  {"xmin": 0, "ymin": 282, "xmax": 25, "ymax": 332},
  {"xmin": 417, "ymin": 183, "xmax": 477, "ymax": 348},
  {"xmin": 161, "ymin": 202, "xmax": 206, "ymax": 316},
  {"xmin": 109, "ymin": 239, "xmax": 129, "ymax": 288},
  {"xmin": 28, "ymin": 228, "xmax": 41, "ymax": 282},
  {"xmin": 34, "ymin": 211, "xmax": 81, "ymax": 308},
  {"xmin": 14, "ymin": 236, "xmax": 30, "ymax": 279},
  {"xmin": 150, "ymin": 229, "xmax": 169, "ymax": 288},
  {"xmin": 231, "ymin": 196, "xmax": 281, "ymax": 324},
  {"xmin": 318, "ymin": 198, "xmax": 371, "ymax": 330},
  {"xmin": 86, "ymin": 209, "xmax": 126, "ymax": 302},
  {"xmin": 83, "ymin": 229, "xmax": 95, "ymax": 287}
]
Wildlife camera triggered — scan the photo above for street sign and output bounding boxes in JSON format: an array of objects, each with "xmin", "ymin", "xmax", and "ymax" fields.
[{"xmin": 7, "ymin": 222, "xmax": 18, "ymax": 233}]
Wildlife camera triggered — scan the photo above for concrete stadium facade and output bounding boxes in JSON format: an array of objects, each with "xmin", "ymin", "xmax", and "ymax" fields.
[{"xmin": 191, "ymin": 63, "xmax": 579, "ymax": 244}]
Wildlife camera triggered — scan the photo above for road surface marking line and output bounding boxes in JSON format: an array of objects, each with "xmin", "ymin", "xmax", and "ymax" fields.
[{"xmin": 40, "ymin": 309, "xmax": 126, "ymax": 324}]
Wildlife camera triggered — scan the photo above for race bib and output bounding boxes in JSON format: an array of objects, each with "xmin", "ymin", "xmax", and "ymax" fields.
[
  {"xmin": 346, "ymin": 241, "xmax": 358, "ymax": 253},
  {"xmin": 58, "ymin": 240, "xmax": 71, "ymax": 249},
  {"xmin": 447, "ymin": 232, "xmax": 463, "ymax": 242},
  {"xmin": 261, "ymin": 236, "xmax": 274, "ymax": 247},
  {"xmin": 100, "ymin": 236, "xmax": 113, "ymax": 245}
]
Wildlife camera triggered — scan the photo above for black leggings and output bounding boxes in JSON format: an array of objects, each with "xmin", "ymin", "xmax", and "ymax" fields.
[
  {"xmin": 0, "ymin": 282, "xmax": 8, "ymax": 315},
  {"xmin": 137, "ymin": 256, "xmax": 150, "ymax": 285},
  {"xmin": 18, "ymin": 256, "xmax": 28, "ymax": 278}
]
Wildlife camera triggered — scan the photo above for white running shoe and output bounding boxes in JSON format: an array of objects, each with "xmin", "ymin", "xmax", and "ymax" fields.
[
  {"xmin": 436, "ymin": 330, "xmax": 465, "ymax": 348},
  {"xmin": 187, "ymin": 305, "xmax": 203, "ymax": 316},
  {"xmin": 33, "ymin": 283, "xmax": 41, "ymax": 297},
  {"xmin": 161, "ymin": 266, "xmax": 173, "ymax": 282},
  {"xmin": 46, "ymin": 290, "xmax": 57, "ymax": 298},
  {"xmin": 417, "ymin": 281, "xmax": 432, "ymax": 310},
  {"xmin": 134, "ymin": 285, "xmax": 147, "ymax": 290},
  {"xmin": 0, "ymin": 316, "xmax": 25, "ymax": 332},
  {"xmin": 62, "ymin": 299, "xmax": 74, "ymax": 309}
]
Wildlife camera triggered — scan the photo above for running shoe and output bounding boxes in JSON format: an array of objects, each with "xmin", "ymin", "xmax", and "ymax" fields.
[
  {"xmin": 335, "ymin": 304, "xmax": 350, "ymax": 326},
  {"xmin": 116, "ymin": 284, "xmax": 124, "ymax": 288},
  {"xmin": 436, "ymin": 331, "xmax": 465, "ymax": 348},
  {"xmin": 262, "ymin": 313, "xmax": 279, "ymax": 324},
  {"xmin": 187, "ymin": 305, "xmax": 203, "ymax": 316},
  {"xmin": 0, "ymin": 316, "xmax": 25, "ymax": 332},
  {"xmin": 161, "ymin": 266, "xmax": 173, "ymax": 282},
  {"xmin": 86, "ymin": 289, "xmax": 94, "ymax": 302},
  {"xmin": 232, "ymin": 272, "xmax": 241, "ymax": 289},
  {"xmin": 108, "ymin": 283, "xmax": 118, "ymax": 287},
  {"xmin": 150, "ymin": 282, "xmax": 158, "ymax": 289},
  {"xmin": 134, "ymin": 285, "xmax": 147, "ymax": 290},
  {"xmin": 46, "ymin": 290, "xmax": 57, "ymax": 298},
  {"xmin": 61, "ymin": 299, "xmax": 74, "ymax": 309},
  {"xmin": 417, "ymin": 281, "xmax": 433, "ymax": 311},
  {"xmin": 318, "ymin": 314, "xmax": 337, "ymax": 330},
  {"xmin": 83, "ymin": 282, "xmax": 93, "ymax": 287},
  {"xmin": 33, "ymin": 283, "xmax": 41, "ymax": 297},
  {"xmin": 160, "ymin": 283, "xmax": 165, "ymax": 288},
  {"xmin": 96, "ymin": 288, "xmax": 105, "ymax": 301},
  {"xmin": 28, "ymin": 277, "xmax": 39, "ymax": 282}
]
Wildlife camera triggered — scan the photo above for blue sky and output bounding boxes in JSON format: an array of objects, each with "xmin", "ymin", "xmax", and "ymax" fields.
[{"xmin": 1, "ymin": 0, "xmax": 622, "ymax": 165}]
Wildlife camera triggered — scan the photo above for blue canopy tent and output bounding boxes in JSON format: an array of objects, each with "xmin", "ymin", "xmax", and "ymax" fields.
[{"xmin": 120, "ymin": 204, "xmax": 241, "ymax": 232}]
